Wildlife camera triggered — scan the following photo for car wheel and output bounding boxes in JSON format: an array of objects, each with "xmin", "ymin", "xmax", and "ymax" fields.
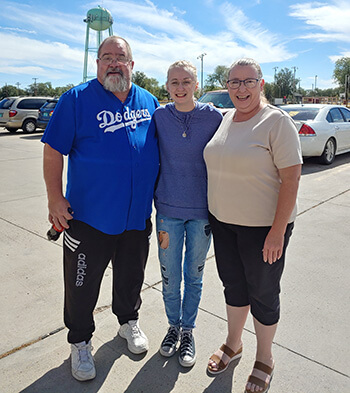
[
  {"xmin": 6, "ymin": 127, "xmax": 18, "ymax": 133},
  {"xmin": 22, "ymin": 119, "xmax": 36, "ymax": 133},
  {"xmin": 319, "ymin": 138, "xmax": 336, "ymax": 165}
]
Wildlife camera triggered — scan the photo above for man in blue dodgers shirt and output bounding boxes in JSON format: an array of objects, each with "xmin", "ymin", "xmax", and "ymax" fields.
[{"xmin": 42, "ymin": 36, "xmax": 159, "ymax": 381}]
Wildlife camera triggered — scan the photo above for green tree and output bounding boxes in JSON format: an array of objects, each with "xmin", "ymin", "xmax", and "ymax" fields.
[
  {"xmin": 157, "ymin": 85, "xmax": 169, "ymax": 101},
  {"xmin": 275, "ymin": 68, "xmax": 300, "ymax": 101},
  {"xmin": 26, "ymin": 82, "xmax": 56, "ymax": 96},
  {"xmin": 0, "ymin": 84, "xmax": 24, "ymax": 99},
  {"xmin": 319, "ymin": 87, "xmax": 341, "ymax": 97},
  {"xmin": 132, "ymin": 71, "xmax": 167, "ymax": 100},
  {"xmin": 53, "ymin": 84, "xmax": 74, "ymax": 97},
  {"xmin": 204, "ymin": 65, "xmax": 229, "ymax": 90},
  {"xmin": 0, "ymin": 83, "xmax": 73, "ymax": 100},
  {"xmin": 263, "ymin": 82, "xmax": 275, "ymax": 102},
  {"xmin": 132, "ymin": 71, "xmax": 148, "ymax": 88},
  {"xmin": 333, "ymin": 57, "xmax": 350, "ymax": 90},
  {"xmin": 298, "ymin": 87, "xmax": 307, "ymax": 97}
]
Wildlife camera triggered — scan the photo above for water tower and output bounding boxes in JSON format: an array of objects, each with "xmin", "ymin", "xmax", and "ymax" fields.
[{"xmin": 83, "ymin": 6, "xmax": 113, "ymax": 83}]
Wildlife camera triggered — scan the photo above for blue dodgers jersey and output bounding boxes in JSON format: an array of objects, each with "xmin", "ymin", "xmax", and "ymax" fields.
[{"xmin": 41, "ymin": 79, "xmax": 159, "ymax": 235}]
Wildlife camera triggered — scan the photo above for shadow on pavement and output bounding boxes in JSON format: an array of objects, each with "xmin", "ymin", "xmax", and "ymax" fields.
[
  {"xmin": 202, "ymin": 358, "xmax": 241, "ymax": 393},
  {"xmin": 302, "ymin": 152, "xmax": 350, "ymax": 175},
  {"xmin": 20, "ymin": 336, "xmax": 127, "ymax": 393},
  {"xmin": 20, "ymin": 133, "xmax": 44, "ymax": 140},
  {"xmin": 19, "ymin": 337, "xmax": 241, "ymax": 393}
]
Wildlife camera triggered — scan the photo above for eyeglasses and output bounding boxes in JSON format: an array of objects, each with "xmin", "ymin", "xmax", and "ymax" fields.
[
  {"xmin": 226, "ymin": 78, "xmax": 260, "ymax": 89},
  {"xmin": 98, "ymin": 55, "xmax": 131, "ymax": 65},
  {"xmin": 169, "ymin": 80, "xmax": 194, "ymax": 88}
]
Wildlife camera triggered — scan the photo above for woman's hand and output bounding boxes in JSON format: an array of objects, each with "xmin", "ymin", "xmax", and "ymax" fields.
[
  {"xmin": 263, "ymin": 164, "xmax": 301, "ymax": 264},
  {"xmin": 262, "ymin": 228, "xmax": 284, "ymax": 264}
]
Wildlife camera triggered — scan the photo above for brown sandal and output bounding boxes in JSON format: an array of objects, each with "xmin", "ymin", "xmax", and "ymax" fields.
[
  {"xmin": 245, "ymin": 361, "xmax": 274, "ymax": 393},
  {"xmin": 207, "ymin": 343, "xmax": 242, "ymax": 375}
]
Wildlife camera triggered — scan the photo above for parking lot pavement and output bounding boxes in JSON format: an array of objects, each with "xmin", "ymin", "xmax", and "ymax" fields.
[{"xmin": 0, "ymin": 128, "xmax": 349, "ymax": 392}]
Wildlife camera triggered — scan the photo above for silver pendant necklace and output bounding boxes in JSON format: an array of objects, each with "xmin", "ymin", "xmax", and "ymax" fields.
[{"xmin": 169, "ymin": 103, "xmax": 197, "ymax": 138}]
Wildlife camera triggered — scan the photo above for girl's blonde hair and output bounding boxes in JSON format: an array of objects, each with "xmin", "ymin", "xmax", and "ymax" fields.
[{"xmin": 167, "ymin": 60, "xmax": 197, "ymax": 82}]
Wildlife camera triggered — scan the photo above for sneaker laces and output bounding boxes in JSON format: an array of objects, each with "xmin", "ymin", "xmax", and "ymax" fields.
[
  {"xmin": 162, "ymin": 326, "xmax": 179, "ymax": 347},
  {"xmin": 76, "ymin": 342, "xmax": 92, "ymax": 362},
  {"xmin": 180, "ymin": 330, "xmax": 194, "ymax": 356},
  {"xmin": 78, "ymin": 348, "xmax": 90, "ymax": 362},
  {"xmin": 129, "ymin": 322, "xmax": 142, "ymax": 338}
]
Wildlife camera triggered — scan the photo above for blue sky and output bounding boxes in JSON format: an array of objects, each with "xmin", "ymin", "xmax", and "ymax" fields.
[{"xmin": 1, "ymin": 0, "xmax": 349, "ymax": 91}]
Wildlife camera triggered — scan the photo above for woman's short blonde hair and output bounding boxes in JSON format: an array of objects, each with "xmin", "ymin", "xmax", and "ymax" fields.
[
  {"xmin": 167, "ymin": 60, "xmax": 197, "ymax": 82},
  {"xmin": 228, "ymin": 58, "xmax": 263, "ymax": 79}
]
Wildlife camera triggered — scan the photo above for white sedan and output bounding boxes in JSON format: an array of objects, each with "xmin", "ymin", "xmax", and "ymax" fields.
[{"xmin": 280, "ymin": 104, "xmax": 350, "ymax": 164}]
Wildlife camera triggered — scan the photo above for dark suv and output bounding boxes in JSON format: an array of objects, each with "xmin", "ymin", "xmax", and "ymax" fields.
[
  {"xmin": 197, "ymin": 89, "xmax": 234, "ymax": 115},
  {"xmin": 37, "ymin": 99, "xmax": 59, "ymax": 129},
  {"xmin": 0, "ymin": 96, "xmax": 53, "ymax": 133}
]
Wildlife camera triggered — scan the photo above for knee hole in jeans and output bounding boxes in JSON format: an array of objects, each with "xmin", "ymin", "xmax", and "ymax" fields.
[
  {"xmin": 161, "ymin": 265, "xmax": 169, "ymax": 285},
  {"xmin": 158, "ymin": 230, "xmax": 169, "ymax": 249},
  {"xmin": 204, "ymin": 224, "xmax": 211, "ymax": 237}
]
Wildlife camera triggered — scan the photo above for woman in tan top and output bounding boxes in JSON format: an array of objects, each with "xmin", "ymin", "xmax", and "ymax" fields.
[{"xmin": 204, "ymin": 58, "xmax": 302, "ymax": 393}]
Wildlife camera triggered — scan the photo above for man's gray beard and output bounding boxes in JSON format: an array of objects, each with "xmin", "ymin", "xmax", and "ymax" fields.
[{"xmin": 103, "ymin": 73, "xmax": 129, "ymax": 92}]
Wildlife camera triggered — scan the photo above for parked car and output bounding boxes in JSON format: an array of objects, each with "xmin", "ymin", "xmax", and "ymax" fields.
[
  {"xmin": 280, "ymin": 104, "xmax": 350, "ymax": 164},
  {"xmin": 197, "ymin": 89, "xmax": 234, "ymax": 115},
  {"xmin": 37, "ymin": 99, "xmax": 59, "ymax": 129},
  {"xmin": 0, "ymin": 96, "xmax": 53, "ymax": 133}
]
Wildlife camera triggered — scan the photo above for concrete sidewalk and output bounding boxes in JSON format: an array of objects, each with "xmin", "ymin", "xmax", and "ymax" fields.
[{"xmin": 0, "ymin": 130, "xmax": 349, "ymax": 392}]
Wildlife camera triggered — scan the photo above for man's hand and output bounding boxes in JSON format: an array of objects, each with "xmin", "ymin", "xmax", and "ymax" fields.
[
  {"xmin": 48, "ymin": 196, "xmax": 73, "ymax": 230},
  {"xmin": 43, "ymin": 143, "xmax": 73, "ymax": 230}
]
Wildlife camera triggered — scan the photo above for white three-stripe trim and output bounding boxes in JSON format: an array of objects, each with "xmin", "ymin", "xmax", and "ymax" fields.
[{"xmin": 64, "ymin": 232, "xmax": 81, "ymax": 252}]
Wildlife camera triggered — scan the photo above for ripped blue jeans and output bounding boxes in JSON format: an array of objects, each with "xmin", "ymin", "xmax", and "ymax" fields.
[{"xmin": 156, "ymin": 213, "xmax": 211, "ymax": 329}]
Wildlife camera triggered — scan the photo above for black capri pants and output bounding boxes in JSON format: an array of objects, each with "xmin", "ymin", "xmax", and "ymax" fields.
[{"xmin": 209, "ymin": 212, "xmax": 294, "ymax": 326}]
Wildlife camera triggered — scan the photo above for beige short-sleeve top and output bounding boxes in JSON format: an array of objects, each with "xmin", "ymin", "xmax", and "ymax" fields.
[{"xmin": 204, "ymin": 104, "xmax": 303, "ymax": 226}]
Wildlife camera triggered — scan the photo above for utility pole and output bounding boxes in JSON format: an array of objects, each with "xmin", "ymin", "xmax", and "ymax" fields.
[
  {"xmin": 15, "ymin": 82, "xmax": 21, "ymax": 95},
  {"xmin": 273, "ymin": 67, "xmax": 279, "ymax": 98},
  {"xmin": 345, "ymin": 74, "xmax": 350, "ymax": 106},
  {"xmin": 291, "ymin": 66, "xmax": 298, "ymax": 103},
  {"xmin": 315, "ymin": 75, "xmax": 317, "ymax": 92},
  {"xmin": 197, "ymin": 53, "xmax": 207, "ymax": 96},
  {"xmin": 32, "ymin": 77, "xmax": 38, "ymax": 96}
]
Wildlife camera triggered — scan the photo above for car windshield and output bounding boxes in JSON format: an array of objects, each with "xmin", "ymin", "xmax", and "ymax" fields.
[
  {"xmin": 282, "ymin": 107, "xmax": 319, "ymax": 121},
  {"xmin": 198, "ymin": 92, "xmax": 234, "ymax": 108},
  {"xmin": 0, "ymin": 98, "xmax": 15, "ymax": 109}
]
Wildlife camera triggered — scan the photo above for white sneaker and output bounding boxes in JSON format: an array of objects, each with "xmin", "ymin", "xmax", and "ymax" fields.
[
  {"xmin": 70, "ymin": 340, "xmax": 96, "ymax": 381},
  {"xmin": 119, "ymin": 320, "xmax": 149, "ymax": 354}
]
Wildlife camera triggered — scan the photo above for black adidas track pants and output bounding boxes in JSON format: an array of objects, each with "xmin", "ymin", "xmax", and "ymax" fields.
[{"xmin": 63, "ymin": 219, "xmax": 152, "ymax": 344}]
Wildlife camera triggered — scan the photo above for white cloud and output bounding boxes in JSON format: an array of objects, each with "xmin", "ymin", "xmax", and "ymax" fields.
[
  {"xmin": 171, "ymin": 5, "xmax": 186, "ymax": 15},
  {"xmin": 0, "ymin": 33, "xmax": 84, "ymax": 79},
  {"xmin": 0, "ymin": 0, "xmax": 296, "ymax": 86},
  {"xmin": 0, "ymin": 26, "xmax": 36, "ymax": 35},
  {"xmin": 329, "ymin": 51, "xmax": 350, "ymax": 63},
  {"xmin": 2, "ymin": 2, "xmax": 86, "ymax": 44},
  {"xmin": 0, "ymin": 66, "xmax": 68, "ymax": 80},
  {"xmin": 305, "ymin": 76, "xmax": 338, "ymax": 89},
  {"xmin": 290, "ymin": 1, "xmax": 350, "ymax": 42},
  {"xmin": 218, "ymin": 3, "xmax": 295, "ymax": 63},
  {"xmin": 100, "ymin": 0, "xmax": 197, "ymax": 37},
  {"xmin": 94, "ymin": 0, "xmax": 295, "ymax": 80}
]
